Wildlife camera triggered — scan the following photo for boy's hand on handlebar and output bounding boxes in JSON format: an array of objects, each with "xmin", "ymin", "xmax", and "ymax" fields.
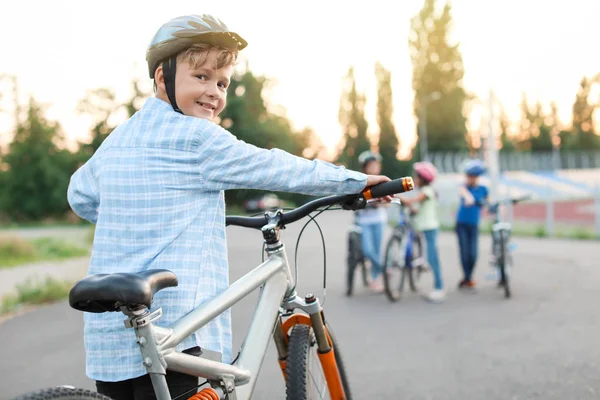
[{"xmin": 365, "ymin": 175, "xmax": 393, "ymax": 202}]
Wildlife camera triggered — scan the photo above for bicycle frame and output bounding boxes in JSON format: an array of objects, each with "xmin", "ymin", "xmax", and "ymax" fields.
[
  {"xmin": 122, "ymin": 236, "xmax": 332, "ymax": 400},
  {"xmin": 490, "ymin": 202, "xmax": 513, "ymax": 257},
  {"xmin": 392, "ymin": 206, "xmax": 416, "ymax": 268}
]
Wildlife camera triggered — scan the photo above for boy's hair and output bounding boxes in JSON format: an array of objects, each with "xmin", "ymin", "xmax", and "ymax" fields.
[
  {"xmin": 176, "ymin": 43, "xmax": 238, "ymax": 71},
  {"xmin": 153, "ymin": 44, "xmax": 238, "ymax": 92}
]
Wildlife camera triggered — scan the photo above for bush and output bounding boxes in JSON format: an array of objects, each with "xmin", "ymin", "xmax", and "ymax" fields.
[{"xmin": 1, "ymin": 277, "xmax": 73, "ymax": 315}]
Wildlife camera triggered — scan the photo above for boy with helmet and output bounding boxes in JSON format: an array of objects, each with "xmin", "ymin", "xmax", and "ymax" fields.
[
  {"xmin": 456, "ymin": 159, "xmax": 489, "ymax": 290},
  {"xmin": 397, "ymin": 161, "xmax": 445, "ymax": 302},
  {"xmin": 68, "ymin": 14, "xmax": 391, "ymax": 398},
  {"xmin": 355, "ymin": 150, "xmax": 388, "ymax": 292}
]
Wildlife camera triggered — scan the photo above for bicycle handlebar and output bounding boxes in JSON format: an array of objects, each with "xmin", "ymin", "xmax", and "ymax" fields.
[
  {"xmin": 489, "ymin": 194, "xmax": 532, "ymax": 207},
  {"xmin": 226, "ymin": 177, "xmax": 414, "ymax": 229}
]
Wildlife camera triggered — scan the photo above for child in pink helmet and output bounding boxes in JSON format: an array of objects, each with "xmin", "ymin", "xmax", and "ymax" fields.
[{"xmin": 397, "ymin": 161, "xmax": 444, "ymax": 302}]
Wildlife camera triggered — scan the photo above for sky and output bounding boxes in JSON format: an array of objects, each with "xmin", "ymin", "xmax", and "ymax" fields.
[{"xmin": 1, "ymin": 0, "xmax": 599, "ymax": 159}]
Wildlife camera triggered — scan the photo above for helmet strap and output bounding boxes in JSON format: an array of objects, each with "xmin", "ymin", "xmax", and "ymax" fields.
[{"xmin": 162, "ymin": 57, "xmax": 183, "ymax": 114}]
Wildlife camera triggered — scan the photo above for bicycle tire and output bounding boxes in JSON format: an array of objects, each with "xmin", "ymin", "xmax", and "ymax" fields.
[
  {"xmin": 352, "ymin": 233, "xmax": 369, "ymax": 288},
  {"xmin": 346, "ymin": 233, "xmax": 359, "ymax": 296},
  {"xmin": 498, "ymin": 232, "xmax": 511, "ymax": 299},
  {"xmin": 285, "ymin": 324, "xmax": 351, "ymax": 400},
  {"xmin": 359, "ymin": 257, "xmax": 369, "ymax": 287},
  {"xmin": 11, "ymin": 387, "xmax": 113, "ymax": 400},
  {"xmin": 346, "ymin": 232, "xmax": 368, "ymax": 296},
  {"xmin": 383, "ymin": 235, "xmax": 404, "ymax": 302},
  {"xmin": 408, "ymin": 233, "xmax": 423, "ymax": 292}
]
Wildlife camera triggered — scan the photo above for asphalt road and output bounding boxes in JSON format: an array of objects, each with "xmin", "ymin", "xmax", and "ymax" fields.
[{"xmin": 1, "ymin": 211, "xmax": 599, "ymax": 399}]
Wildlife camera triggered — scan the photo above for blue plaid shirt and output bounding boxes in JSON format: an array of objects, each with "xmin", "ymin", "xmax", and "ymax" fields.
[{"xmin": 67, "ymin": 97, "xmax": 367, "ymax": 382}]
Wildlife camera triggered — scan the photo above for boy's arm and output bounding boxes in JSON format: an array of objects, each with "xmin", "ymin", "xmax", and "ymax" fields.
[
  {"xmin": 196, "ymin": 122, "xmax": 367, "ymax": 195},
  {"xmin": 459, "ymin": 185, "xmax": 475, "ymax": 206},
  {"xmin": 67, "ymin": 159, "xmax": 99, "ymax": 224}
]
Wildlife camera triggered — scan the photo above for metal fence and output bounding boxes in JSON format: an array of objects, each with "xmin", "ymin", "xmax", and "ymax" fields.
[
  {"xmin": 426, "ymin": 148, "xmax": 600, "ymax": 239},
  {"xmin": 429, "ymin": 151, "xmax": 600, "ymax": 174}
]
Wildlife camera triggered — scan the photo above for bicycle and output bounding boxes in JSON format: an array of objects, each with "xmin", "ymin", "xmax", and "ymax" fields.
[
  {"xmin": 382, "ymin": 201, "xmax": 425, "ymax": 302},
  {"xmin": 487, "ymin": 195, "xmax": 530, "ymax": 299},
  {"xmin": 345, "ymin": 212, "xmax": 371, "ymax": 297},
  {"xmin": 15, "ymin": 177, "xmax": 414, "ymax": 400}
]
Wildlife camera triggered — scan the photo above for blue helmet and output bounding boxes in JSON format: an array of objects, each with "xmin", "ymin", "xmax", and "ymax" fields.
[{"xmin": 463, "ymin": 159, "xmax": 486, "ymax": 176}]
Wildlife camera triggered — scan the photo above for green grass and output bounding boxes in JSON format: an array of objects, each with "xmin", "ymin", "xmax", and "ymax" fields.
[
  {"xmin": 440, "ymin": 222, "xmax": 598, "ymax": 240},
  {"xmin": 0, "ymin": 236, "xmax": 89, "ymax": 268},
  {"xmin": 0, "ymin": 218, "xmax": 93, "ymax": 230},
  {"xmin": 0, "ymin": 277, "xmax": 73, "ymax": 315}
]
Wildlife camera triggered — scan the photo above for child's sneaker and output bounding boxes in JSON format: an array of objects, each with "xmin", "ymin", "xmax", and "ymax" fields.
[
  {"xmin": 464, "ymin": 280, "xmax": 477, "ymax": 292},
  {"xmin": 459, "ymin": 280, "xmax": 477, "ymax": 292},
  {"xmin": 424, "ymin": 289, "xmax": 446, "ymax": 303},
  {"xmin": 369, "ymin": 280, "xmax": 384, "ymax": 293}
]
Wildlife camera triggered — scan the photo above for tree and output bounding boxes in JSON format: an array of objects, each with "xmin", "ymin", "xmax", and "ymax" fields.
[
  {"xmin": 336, "ymin": 67, "xmax": 371, "ymax": 171},
  {"xmin": 375, "ymin": 62, "xmax": 402, "ymax": 176},
  {"xmin": 516, "ymin": 93, "xmax": 534, "ymax": 151},
  {"xmin": 77, "ymin": 79, "xmax": 151, "ymax": 157},
  {"xmin": 220, "ymin": 69, "xmax": 315, "ymax": 157},
  {"xmin": 409, "ymin": 0, "xmax": 468, "ymax": 156},
  {"xmin": 498, "ymin": 105, "xmax": 516, "ymax": 153},
  {"xmin": 569, "ymin": 75, "xmax": 600, "ymax": 150},
  {"xmin": 77, "ymin": 88, "xmax": 119, "ymax": 156},
  {"xmin": 218, "ymin": 67, "xmax": 319, "ymax": 206},
  {"xmin": 529, "ymin": 102, "xmax": 554, "ymax": 152},
  {"xmin": 0, "ymin": 97, "xmax": 76, "ymax": 220}
]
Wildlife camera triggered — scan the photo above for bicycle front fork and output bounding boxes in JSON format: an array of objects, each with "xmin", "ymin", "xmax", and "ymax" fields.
[{"xmin": 272, "ymin": 293, "xmax": 333, "ymax": 376}]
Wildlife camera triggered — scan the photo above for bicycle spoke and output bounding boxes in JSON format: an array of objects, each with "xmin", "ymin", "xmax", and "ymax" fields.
[{"xmin": 308, "ymin": 342, "xmax": 329, "ymax": 399}]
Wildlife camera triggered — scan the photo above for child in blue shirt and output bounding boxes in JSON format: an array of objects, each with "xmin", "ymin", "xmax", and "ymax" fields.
[{"xmin": 455, "ymin": 159, "xmax": 488, "ymax": 290}]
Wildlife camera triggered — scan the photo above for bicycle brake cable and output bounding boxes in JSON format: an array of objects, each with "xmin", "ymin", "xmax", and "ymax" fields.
[
  {"xmin": 293, "ymin": 205, "xmax": 332, "ymax": 306},
  {"xmin": 173, "ymin": 379, "xmax": 210, "ymax": 400}
]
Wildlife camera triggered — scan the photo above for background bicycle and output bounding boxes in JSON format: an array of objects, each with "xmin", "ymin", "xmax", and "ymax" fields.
[
  {"xmin": 382, "ymin": 201, "xmax": 426, "ymax": 302},
  {"xmin": 345, "ymin": 212, "xmax": 373, "ymax": 297},
  {"xmin": 487, "ymin": 195, "xmax": 531, "ymax": 299}
]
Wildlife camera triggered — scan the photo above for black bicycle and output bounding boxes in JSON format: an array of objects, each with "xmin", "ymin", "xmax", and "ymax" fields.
[
  {"xmin": 488, "ymin": 195, "xmax": 530, "ymax": 299},
  {"xmin": 345, "ymin": 213, "xmax": 370, "ymax": 296}
]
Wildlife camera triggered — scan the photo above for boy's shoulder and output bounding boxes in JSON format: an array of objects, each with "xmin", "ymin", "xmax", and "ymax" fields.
[{"xmin": 106, "ymin": 98, "xmax": 229, "ymax": 152}]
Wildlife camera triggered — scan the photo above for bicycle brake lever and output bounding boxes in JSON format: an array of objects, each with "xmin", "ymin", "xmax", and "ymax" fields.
[{"xmin": 341, "ymin": 196, "xmax": 367, "ymax": 211}]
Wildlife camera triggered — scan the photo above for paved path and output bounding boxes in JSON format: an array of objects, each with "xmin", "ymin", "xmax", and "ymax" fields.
[{"xmin": 1, "ymin": 213, "xmax": 599, "ymax": 399}]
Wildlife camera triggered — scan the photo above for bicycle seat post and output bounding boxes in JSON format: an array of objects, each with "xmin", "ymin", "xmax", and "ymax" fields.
[{"xmin": 122, "ymin": 305, "xmax": 170, "ymax": 399}]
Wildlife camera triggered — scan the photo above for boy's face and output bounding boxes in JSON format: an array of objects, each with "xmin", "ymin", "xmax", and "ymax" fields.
[
  {"xmin": 156, "ymin": 50, "xmax": 234, "ymax": 120},
  {"xmin": 363, "ymin": 160, "xmax": 381, "ymax": 175},
  {"xmin": 466, "ymin": 175, "xmax": 478, "ymax": 186}
]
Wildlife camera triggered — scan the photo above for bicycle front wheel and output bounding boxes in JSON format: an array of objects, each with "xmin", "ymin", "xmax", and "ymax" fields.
[
  {"xmin": 285, "ymin": 323, "xmax": 351, "ymax": 400},
  {"xmin": 498, "ymin": 233, "xmax": 511, "ymax": 299},
  {"xmin": 12, "ymin": 387, "xmax": 112, "ymax": 400},
  {"xmin": 383, "ymin": 235, "xmax": 408, "ymax": 302},
  {"xmin": 408, "ymin": 233, "xmax": 424, "ymax": 292}
]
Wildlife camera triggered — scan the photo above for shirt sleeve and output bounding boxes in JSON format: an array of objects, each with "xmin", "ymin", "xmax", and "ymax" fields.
[
  {"xmin": 67, "ymin": 158, "xmax": 100, "ymax": 224},
  {"xmin": 194, "ymin": 120, "xmax": 367, "ymax": 196},
  {"xmin": 421, "ymin": 186, "xmax": 435, "ymax": 200}
]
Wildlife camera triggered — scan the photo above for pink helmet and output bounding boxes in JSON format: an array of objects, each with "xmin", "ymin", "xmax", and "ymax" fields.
[{"xmin": 413, "ymin": 161, "xmax": 437, "ymax": 184}]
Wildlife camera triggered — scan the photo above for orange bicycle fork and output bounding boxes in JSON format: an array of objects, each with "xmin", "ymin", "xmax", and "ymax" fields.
[{"xmin": 272, "ymin": 294, "xmax": 347, "ymax": 399}]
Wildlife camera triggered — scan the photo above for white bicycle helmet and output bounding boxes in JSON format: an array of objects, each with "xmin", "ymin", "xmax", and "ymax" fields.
[
  {"xmin": 358, "ymin": 150, "xmax": 382, "ymax": 168},
  {"xmin": 146, "ymin": 14, "xmax": 247, "ymax": 113}
]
